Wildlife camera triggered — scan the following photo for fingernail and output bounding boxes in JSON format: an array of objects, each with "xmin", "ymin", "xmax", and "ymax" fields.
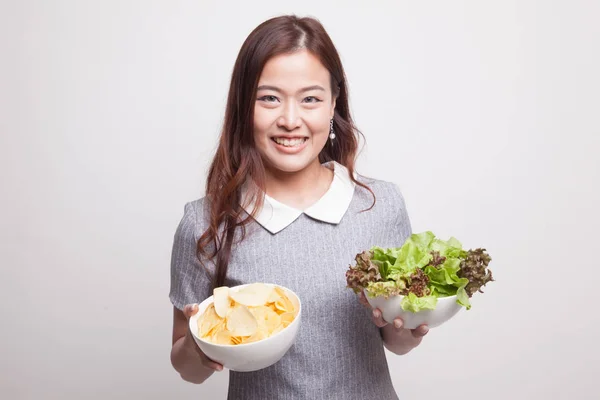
[
  {"xmin": 422, "ymin": 327, "xmax": 429, "ymax": 335},
  {"xmin": 373, "ymin": 310, "xmax": 379, "ymax": 318},
  {"xmin": 394, "ymin": 320, "xmax": 402, "ymax": 329}
]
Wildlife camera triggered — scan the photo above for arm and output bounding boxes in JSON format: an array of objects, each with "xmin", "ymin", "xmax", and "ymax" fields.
[
  {"xmin": 170, "ymin": 305, "xmax": 223, "ymax": 384},
  {"xmin": 169, "ymin": 201, "xmax": 222, "ymax": 382}
]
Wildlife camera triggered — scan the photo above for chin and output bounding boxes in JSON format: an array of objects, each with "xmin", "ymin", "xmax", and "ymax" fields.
[{"xmin": 264, "ymin": 155, "xmax": 318, "ymax": 174}]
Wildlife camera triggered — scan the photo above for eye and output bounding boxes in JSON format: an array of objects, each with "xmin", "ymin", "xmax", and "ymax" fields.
[
  {"xmin": 303, "ymin": 96, "xmax": 322, "ymax": 103},
  {"xmin": 258, "ymin": 95, "xmax": 279, "ymax": 103}
]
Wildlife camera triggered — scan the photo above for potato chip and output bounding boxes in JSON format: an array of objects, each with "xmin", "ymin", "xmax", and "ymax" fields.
[
  {"xmin": 270, "ymin": 287, "xmax": 296, "ymax": 314},
  {"xmin": 267, "ymin": 288, "xmax": 281, "ymax": 304},
  {"xmin": 250, "ymin": 305, "xmax": 281, "ymax": 332},
  {"xmin": 244, "ymin": 329, "xmax": 267, "ymax": 344},
  {"xmin": 198, "ymin": 303, "xmax": 222, "ymax": 337},
  {"xmin": 213, "ymin": 286, "xmax": 232, "ymax": 318},
  {"xmin": 226, "ymin": 304, "xmax": 258, "ymax": 336},
  {"xmin": 196, "ymin": 283, "xmax": 297, "ymax": 345},
  {"xmin": 230, "ymin": 283, "xmax": 274, "ymax": 307},
  {"xmin": 273, "ymin": 286, "xmax": 287, "ymax": 298},
  {"xmin": 274, "ymin": 296, "xmax": 294, "ymax": 314},
  {"xmin": 230, "ymin": 335, "xmax": 243, "ymax": 345},
  {"xmin": 286, "ymin": 290, "xmax": 300, "ymax": 317},
  {"xmin": 266, "ymin": 313, "xmax": 282, "ymax": 332},
  {"xmin": 214, "ymin": 330, "xmax": 234, "ymax": 345},
  {"xmin": 208, "ymin": 319, "xmax": 226, "ymax": 339},
  {"xmin": 280, "ymin": 312, "xmax": 295, "ymax": 325}
]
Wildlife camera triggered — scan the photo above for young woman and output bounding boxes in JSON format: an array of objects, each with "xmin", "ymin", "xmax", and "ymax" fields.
[{"xmin": 169, "ymin": 15, "xmax": 428, "ymax": 399}]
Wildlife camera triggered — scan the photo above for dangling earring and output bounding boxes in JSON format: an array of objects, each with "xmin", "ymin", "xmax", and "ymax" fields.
[{"xmin": 329, "ymin": 119, "xmax": 336, "ymax": 144}]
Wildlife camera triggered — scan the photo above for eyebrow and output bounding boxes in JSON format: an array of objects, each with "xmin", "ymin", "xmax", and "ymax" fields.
[{"xmin": 256, "ymin": 85, "xmax": 326, "ymax": 93}]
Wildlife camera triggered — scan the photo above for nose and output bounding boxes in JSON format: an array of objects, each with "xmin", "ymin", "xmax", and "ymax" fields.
[{"xmin": 277, "ymin": 101, "xmax": 302, "ymax": 130}]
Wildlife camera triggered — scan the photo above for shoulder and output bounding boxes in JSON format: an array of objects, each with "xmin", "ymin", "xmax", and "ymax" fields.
[
  {"xmin": 175, "ymin": 197, "xmax": 211, "ymax": 241},
  {"xmin": 352, "ymin": 173, "xmax": 413, "ymax": 243},
  {"xmin": 185, "ymin": 197, "xmax": 209, "ymax": 216},
  {"xmin": 353, "ymin": 173, "xmax": 408, "ymax": 212}
]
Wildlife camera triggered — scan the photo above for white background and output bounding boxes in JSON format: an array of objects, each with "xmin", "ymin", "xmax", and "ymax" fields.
[{"xmin": 2, "ymin": 1, "xmax": 599, "ymax": 399}]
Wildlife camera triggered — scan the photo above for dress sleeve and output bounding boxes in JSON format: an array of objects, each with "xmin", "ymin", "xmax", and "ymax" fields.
[{"xmin": 169, "ymin": 201, "xmax": 213, "ymax": 310}]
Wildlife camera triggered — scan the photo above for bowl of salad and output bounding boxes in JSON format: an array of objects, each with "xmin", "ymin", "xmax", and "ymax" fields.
[{"xmin": 346, "ymin": 231, "xmax": 494, "ymax": 329}]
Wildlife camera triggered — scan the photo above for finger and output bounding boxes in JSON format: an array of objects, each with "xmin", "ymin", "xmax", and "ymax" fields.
[
  {"xmin": 392, "ymin": 318, "xmax": 404, "ymax": 331},
  {"xmin": 184, "ymin": 332, "xmax": 224, "ymax": 372},
  {"xmin": 183, "ymin": 303, "xmax": 199, "ymax": 319},
  {"xmin": 411, "ymin": 324, "xmax": 429, "ymax": 338},
  {"xmin": 202, "ymin": 356, "xmax": 224, "ymax": 372},
  {"xmin": 358, "ymin": 292, "xmax": 370, "ymax": 308},
  {"xmin": 372, "ymin": 308, "xmax": 388, "ymax": 328}
]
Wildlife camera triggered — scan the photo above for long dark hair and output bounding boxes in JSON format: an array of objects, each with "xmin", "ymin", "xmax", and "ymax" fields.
[{"xmin": 198, "ymin": 15, "xmax": 375, "ymax": 289}]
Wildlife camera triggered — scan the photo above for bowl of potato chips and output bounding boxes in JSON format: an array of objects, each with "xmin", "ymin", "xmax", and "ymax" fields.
[{"xmin": 189, "ymin": 282, "xmax": 301, "ymax": 372}]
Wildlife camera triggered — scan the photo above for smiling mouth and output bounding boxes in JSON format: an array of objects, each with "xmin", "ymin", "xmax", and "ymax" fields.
[{"xmin": 271, "ymin": 137, "xmax": 309, "ymax": 147}]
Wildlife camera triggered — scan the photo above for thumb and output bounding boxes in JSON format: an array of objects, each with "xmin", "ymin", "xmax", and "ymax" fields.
[
  {"xmin": 183, "ymin": 303, "xmax": 199, "ymax": 320},
  {"xmin": 182, "ymin": 304, "xmax": 202, "ymax": 349}
]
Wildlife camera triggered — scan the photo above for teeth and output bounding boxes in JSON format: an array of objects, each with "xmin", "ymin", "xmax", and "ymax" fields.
[{"xmin": 273, "ymin": 137, "xmax": 306, "ymax": 147}]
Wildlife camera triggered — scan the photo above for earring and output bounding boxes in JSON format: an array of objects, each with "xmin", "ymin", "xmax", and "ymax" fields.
[{"xmin": 329, "ymin": 119, "xmax": 336, "ymax": 140}]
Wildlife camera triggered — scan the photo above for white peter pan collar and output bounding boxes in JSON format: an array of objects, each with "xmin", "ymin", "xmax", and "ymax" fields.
[{"xmin": 240, "ymin": 161, "xmax": 356, "ymax": 234}]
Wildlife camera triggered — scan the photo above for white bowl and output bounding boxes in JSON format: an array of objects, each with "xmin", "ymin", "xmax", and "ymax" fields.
[
  {"xmin": 189, "ymin": 283, "xmax": 302, "ymax": 372},
  {"xmin": 364, "ymin": 290, "xmax": 463, "ymax": 330}
]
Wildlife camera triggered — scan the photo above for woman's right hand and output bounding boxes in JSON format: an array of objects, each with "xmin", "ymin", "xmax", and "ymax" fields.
[{"xmin": 179, "ymin": 304, "xmax": 224, "ymax": 372}]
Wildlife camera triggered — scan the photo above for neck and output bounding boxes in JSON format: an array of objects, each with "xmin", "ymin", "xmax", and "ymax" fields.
[{"xmin": 263, "ymin": 159, "xmax": 334, "ymax": 210}]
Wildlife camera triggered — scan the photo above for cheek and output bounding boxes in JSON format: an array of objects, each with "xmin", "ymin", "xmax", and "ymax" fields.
[
  {"xmin": 306, "ymin": 114, "xmax": 330, "ymax": 136},
  {"xmin": 253, "ymin": 111, "xmax": 270, "ymax": 139}
]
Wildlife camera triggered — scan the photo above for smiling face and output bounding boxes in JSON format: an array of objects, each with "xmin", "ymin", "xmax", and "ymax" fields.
[{"xmin": 253, "ymin": 49, "xmax": 336, "ymax": 175}]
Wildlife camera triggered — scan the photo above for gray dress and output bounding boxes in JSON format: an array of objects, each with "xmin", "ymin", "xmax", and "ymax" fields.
[{"xmin": 170, "ymin": 176, "xmax": 412, "ymax": 400}]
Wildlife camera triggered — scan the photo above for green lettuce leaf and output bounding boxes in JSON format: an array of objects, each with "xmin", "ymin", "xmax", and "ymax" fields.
[
  {"xmin": 365, "ymin": 280, "xmax": 406, "ymax": 298},
  {"xmin": 409, "ymin": 231, "xmax": 436, "ymax": 249},
  {"xmin": 430, "ymin": 237, "xmax": 468, "ymax": 259},
  {"xmin": 371, "ymin": 247, "xmax": 397, "ymax": 279},
  {"xmin": 423, "ymin": 258, "xmax": 470, "ymax": 305},
  {"xmin": 426, "ymin": 259, "xmax": 463, "ymax": 283},
  {"xmin": 429, "ymin": 284, "xmax": 456, "ymax": 297},
  {"xmin": 393, "ymin": 241, "xmax": 431, "ymax": 272},
  {"xmin": 456, "ymin": 286, "xmax": 471, "ymax": 310}
]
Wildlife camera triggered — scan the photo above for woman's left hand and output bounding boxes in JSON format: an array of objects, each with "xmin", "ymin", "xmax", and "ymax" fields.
[{"xmin": 358, "ymin": 291, "xmax": 429, "ymax": 353}]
